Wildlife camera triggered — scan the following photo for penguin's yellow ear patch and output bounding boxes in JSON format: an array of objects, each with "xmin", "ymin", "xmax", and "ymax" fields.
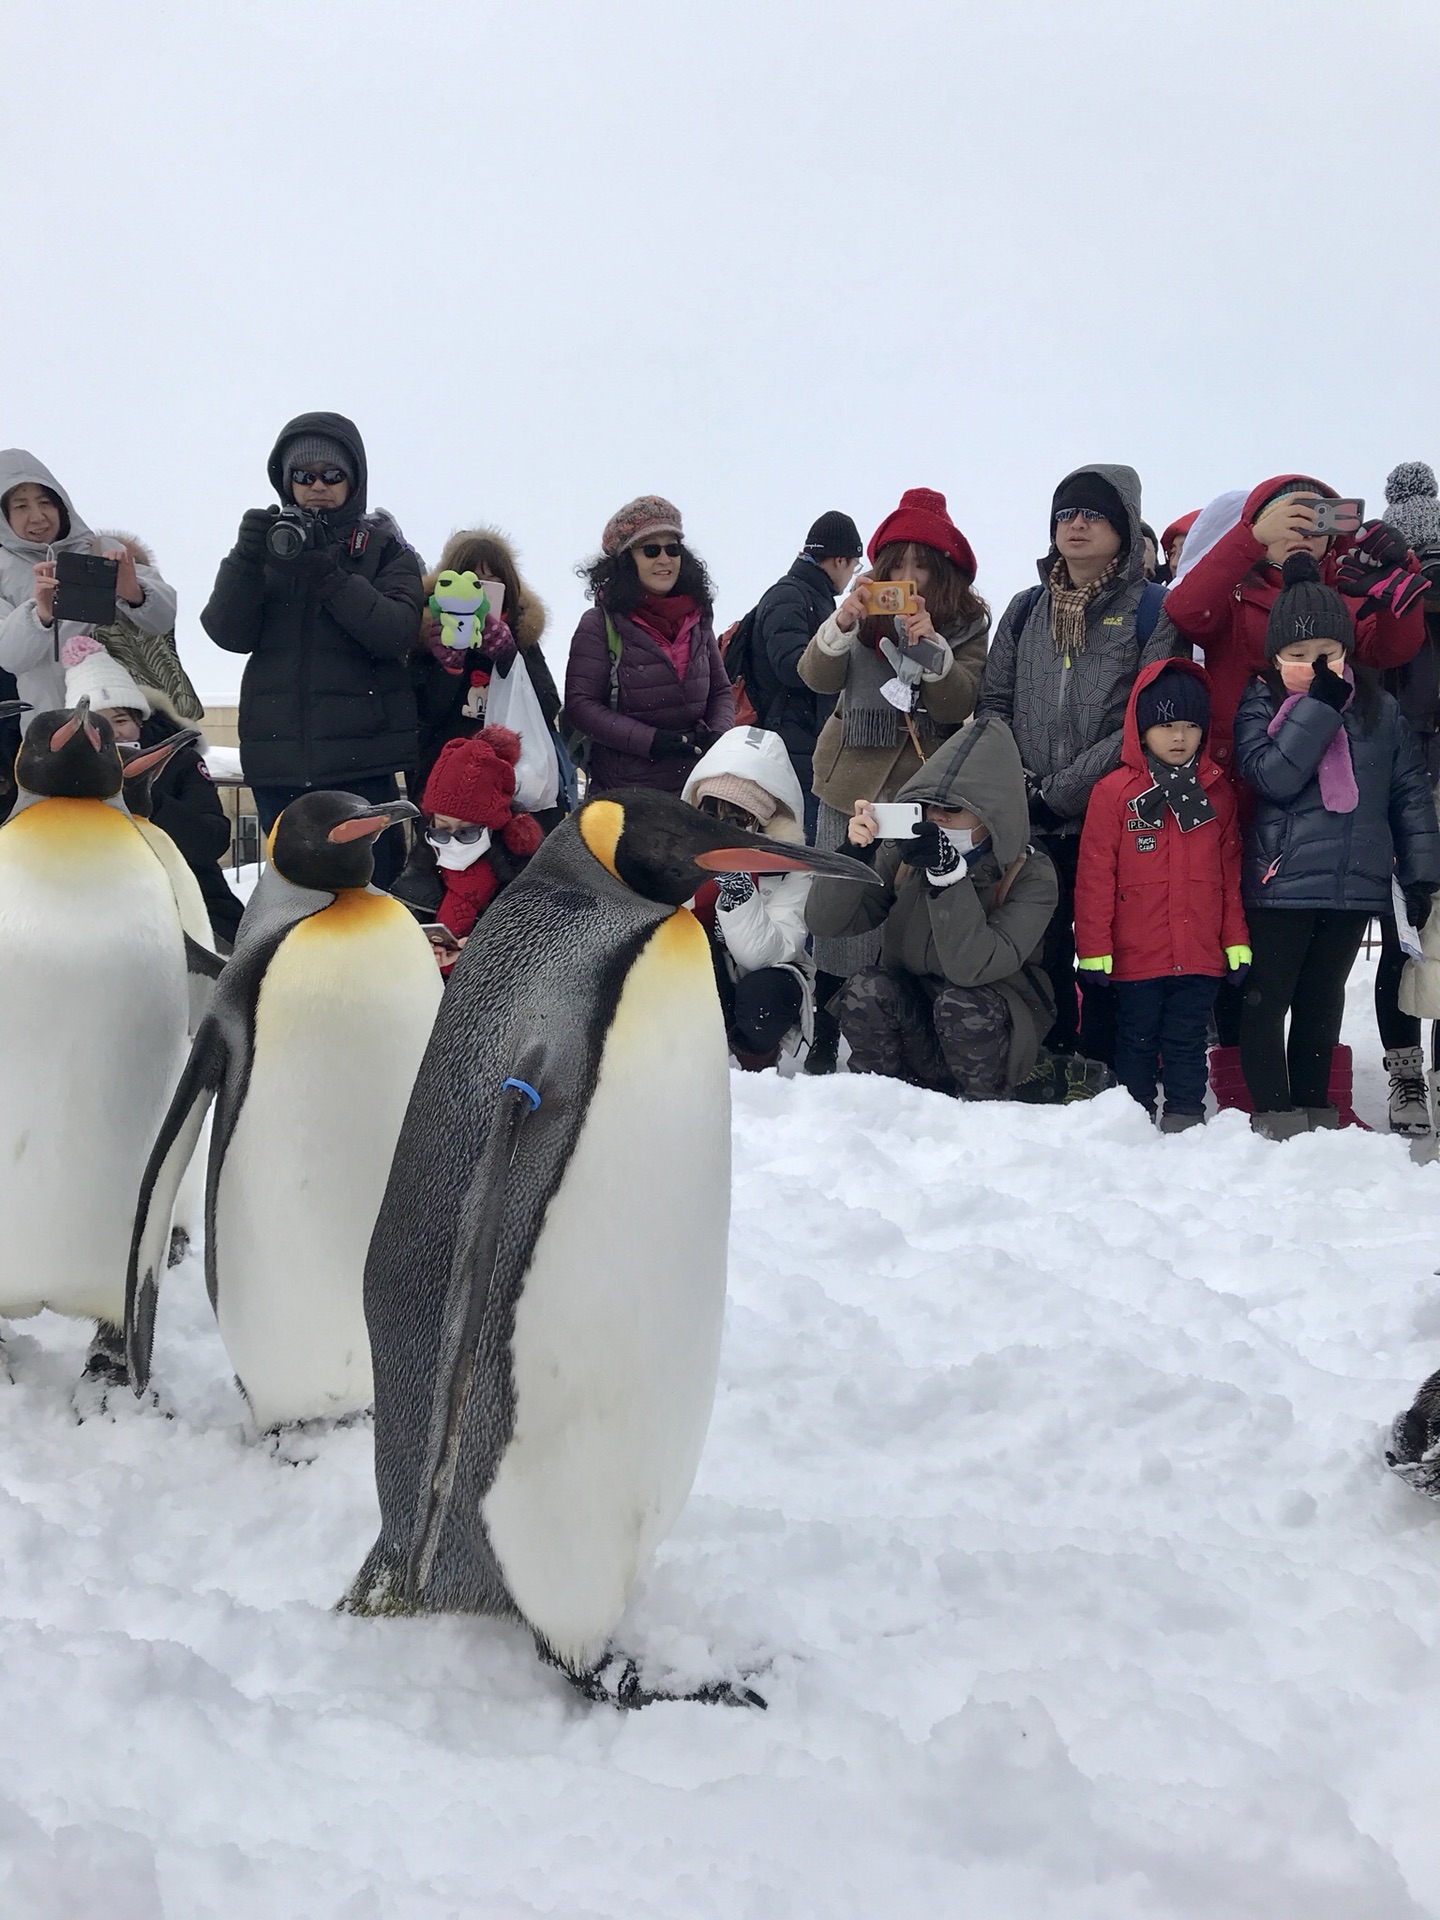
[{"xmin": 579, "ymin": 800, "xmax": 624, "ymax": 880}]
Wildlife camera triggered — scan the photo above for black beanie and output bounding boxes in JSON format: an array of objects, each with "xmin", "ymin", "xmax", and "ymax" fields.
[
  {"xmin": 1135, "ymin": 667, "xmax": 1209, "ymax": 737},
  {"xmin": 803, "ymin": 511, "xmax": 863, "ymax": 560},
  {"xmin": 1264, "ymin": 551, "xmax": 1354, "ymax": 659},
  {"xmin": 1051, "ymin": 472, "xmax": 1129, "ymax": 550}
]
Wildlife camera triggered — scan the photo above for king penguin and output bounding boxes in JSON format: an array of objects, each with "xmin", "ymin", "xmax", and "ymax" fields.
[
  {"xmin": 126, "ymin": 791, "xmax": 442, "ymax": 1435},
  {"xmin": 344, "ymin": 788, "xmax": 875, "ymax": 1699},
  {"xmin": 0, "ymin": 699, "xmax": 209, "ymax": 1401}
]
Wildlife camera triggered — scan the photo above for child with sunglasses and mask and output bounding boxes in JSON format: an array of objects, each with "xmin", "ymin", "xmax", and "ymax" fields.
[{"xmin": 397, "ymin": 727, "xmax": 542, "ymax": 972}]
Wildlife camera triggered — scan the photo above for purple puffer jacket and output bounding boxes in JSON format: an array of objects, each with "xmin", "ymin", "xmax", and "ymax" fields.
[{"xmin": 564, "ymin": 603, "xmax": 736, "ymax": 793}]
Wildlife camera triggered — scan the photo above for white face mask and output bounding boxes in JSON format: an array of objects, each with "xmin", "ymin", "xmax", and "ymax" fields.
[
  {"xmin": 940, "ymin": 826, "xmax": 985, "ymax": 858},
  {"xmin": 431, "ymin": 828, "xmax": 490, "ymax": 871}
]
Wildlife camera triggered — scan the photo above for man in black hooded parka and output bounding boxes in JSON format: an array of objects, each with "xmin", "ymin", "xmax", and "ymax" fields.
[{"xmin": 202, "ymin": 411, "xmax": 423, "ymax": 886}]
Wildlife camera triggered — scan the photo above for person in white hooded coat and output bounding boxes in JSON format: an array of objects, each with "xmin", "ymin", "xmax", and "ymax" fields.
[
  {"xmin": 682, "ymin": 726, "xmax": 816, "ymax": 1068},
  {"xmin": 0, "ymin": 451, "xmax": 177, "ymax": 713}
]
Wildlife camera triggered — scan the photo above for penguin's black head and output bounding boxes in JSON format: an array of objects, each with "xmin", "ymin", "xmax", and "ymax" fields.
[
  {"xmin": 17, "ymin": 698, "xmax": 122, "ymax": 800},
  {"xmin": 271, "ymin": 790, "xmax": 418, "ymax": 891},
  {"xmin": 576, "ymin": 788, "xmax": 880, "ymax": 906},
  {"xmin": 118, "ymin": 730, "xmax": 202, "ymax": 821}
]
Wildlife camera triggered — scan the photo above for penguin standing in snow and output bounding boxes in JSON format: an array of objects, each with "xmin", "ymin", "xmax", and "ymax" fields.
[
  {"xmin": 126, "ymin": 791, "xmax": 442, "ymax": 1436},
  {"xmin": 0, "ymin": 699, "xmax": 211, "ymax": 1405},
  {"xmin": 344, "ymin": 788, "xmax": 874, "ymax": 1702}
]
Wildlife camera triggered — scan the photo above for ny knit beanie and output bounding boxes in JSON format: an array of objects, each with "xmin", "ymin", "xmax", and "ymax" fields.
[
  {"xmin": 1264, "ymin": 551, "xmax": 1354, "ymax": 659},
  {"xmin": 1383, "ymin": 462, "xmax": 1440, "ymax": 552},
  {"xmin": 601, "ymin": 495, "xmax": 684, "ymax": 557},
  {"xmin": 1050, "ymin": 472, "xmax": 1129, "ymax": 550},
  {"xmin": 279, "ymin": 432, "xmax": 356, "ymax": 485},
  {"xmin": 421, "ymin": 727, "xmax": 522, "ymax": 829},
  {"xmin": 1135, "ymin": 666, "xmax": 1208, "ymax": 738},
  {"xmin": 802, "ymin": 511, "xmax": 863, "ymax": 561},
  {"xmin": 867, "ymin": 488, "xmax": 977, "ymax": 577}
]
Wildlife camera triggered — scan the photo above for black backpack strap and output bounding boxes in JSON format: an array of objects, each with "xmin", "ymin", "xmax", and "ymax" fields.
[{"xmin": 1134, "ymin": 579, "xmax": 1166, "ymax": 646}]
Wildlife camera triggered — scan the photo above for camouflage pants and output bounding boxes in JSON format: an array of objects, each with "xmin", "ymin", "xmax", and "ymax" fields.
[{"xmin": 839, "ymin": 967, "xmax": 1012, "ymax": 1099}]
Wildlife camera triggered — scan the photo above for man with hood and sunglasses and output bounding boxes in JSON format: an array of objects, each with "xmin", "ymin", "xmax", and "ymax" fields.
[{"xmin": 202, "ymin": 411, "xmax": 424, "ymax": 888}]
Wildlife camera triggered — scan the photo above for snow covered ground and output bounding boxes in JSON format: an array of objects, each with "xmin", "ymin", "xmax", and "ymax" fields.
[{"xmin": 4, "ymin": 954, "xmax": 1440, "ymax": 1917}]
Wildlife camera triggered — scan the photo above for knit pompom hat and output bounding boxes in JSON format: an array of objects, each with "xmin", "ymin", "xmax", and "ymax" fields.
[
  {"xmin": 61, "ymin": 634, "xmax": 151, "ymax": 716},
  {"xmin": 691, "ymin": 772, "xmax": 777, "ymax": 827},
  {"xmin": 422, "ymin": 726, "xmax": 522, "ymax": 828},
  {"xmin": 1264, "ymin": 551, "xmax": 1354, "ymax": 659},
  {"xmin": 867, "ymin": 488, "xmax": 977, "ymax": 578},
  {"xmin": 1384, "ymin": 462, "xmax": 1440, "ymax": 552},
  {"xmin": 601, "ymin": 495, "xmax": 684, "ymax": 556}
]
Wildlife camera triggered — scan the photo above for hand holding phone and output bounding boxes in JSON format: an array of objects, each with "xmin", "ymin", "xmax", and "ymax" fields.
[
  {"xmin": 53, "ymin": 551, "xmax": 120, "ymax": 626},
  {"xmin": 864, "ymin": 579, "xmax": 919, "ymax": 617},
  {"xmin": 1308, "ymin": 497, "xmax": 1364, "ymax": 538},
  {"xmin": 870, "ymin": 802, "xmax": 922, "ymax": 840}
]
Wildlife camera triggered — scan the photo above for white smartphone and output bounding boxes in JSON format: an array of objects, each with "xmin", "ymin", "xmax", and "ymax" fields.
[
  {"xmin": 479, "ymin": 578, "xmax": 505, "ymax": 615},
  {"xmin": 870, "ymin": 802, "xmax": 922, "ymax": 839}
]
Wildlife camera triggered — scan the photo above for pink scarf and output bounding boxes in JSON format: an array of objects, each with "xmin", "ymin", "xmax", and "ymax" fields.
[{"xmin": 1265, "ymin": 668, "xmax": 1358, "ymax": 814}]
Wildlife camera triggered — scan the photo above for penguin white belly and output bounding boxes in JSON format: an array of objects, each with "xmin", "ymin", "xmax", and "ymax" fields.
[
  {"xmin": 0, "ymin": 802, "xmax": 188, "ymax": 1322},
  {"xmin": 213, "ymin": 893, "xmax": 440, "ymax": 1431},
  {"xmin": 482, "ymin": 908, "xmax": 731, "ymax": 1669}
]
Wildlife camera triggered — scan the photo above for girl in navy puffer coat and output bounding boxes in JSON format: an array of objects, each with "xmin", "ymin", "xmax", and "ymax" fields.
[{"xmin": 1233, "ymin": 553, "xmax": 1440, "ymax": 1136}]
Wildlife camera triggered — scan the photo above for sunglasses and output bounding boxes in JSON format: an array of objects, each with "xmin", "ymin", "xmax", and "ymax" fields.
[
  {"xmin": 637, "ymin": 542, "xmax": 682, "ymax": 559},
  {"xmin": 426, "ymin": 823, "xmax": 488, "ymax": 846},
  {"xmin": 290, "ymin": 468, "xmax": 349, "ymax": 488},
  {"xmin": 1054, "ymin": 507, "xmax": 1110, "ymax": 525},
  {"xmin": 698, "ymin": 796, "xmax": 759, "ymax": 829}
]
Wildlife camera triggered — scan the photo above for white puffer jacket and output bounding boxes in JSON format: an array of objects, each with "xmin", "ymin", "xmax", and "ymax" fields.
[{"xmin": 683, "ymin": 725, "xmax": 816, "ymax": 1041}]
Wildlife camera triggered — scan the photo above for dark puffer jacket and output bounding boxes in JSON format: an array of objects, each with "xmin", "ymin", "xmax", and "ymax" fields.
[
  {"xmin": 805, "ymin": 715, "xmax": 1058, "ymax": 1084},
  {"xmin": 974, "ymin": 463, "xmax": 1179, "ymax": 829},
  {"xmin": 563, "ymin": 603, "xmax": 734, "ymax": 793},
  {"xmin": 747, "ymin": 557, "xmax": 838, "ymax": 792},
  {"xmin": 201, "ymin": 411, "xmax": 424, "ymax": 789},
  {"xmin": 1233, "ymin": 674, "xmax": 1440, "ymax": 913}
]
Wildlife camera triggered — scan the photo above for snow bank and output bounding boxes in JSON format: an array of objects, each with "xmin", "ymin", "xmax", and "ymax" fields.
[{"xmin": 2, "ymin": 963, "xmax": 1439, "ymax": 1916}]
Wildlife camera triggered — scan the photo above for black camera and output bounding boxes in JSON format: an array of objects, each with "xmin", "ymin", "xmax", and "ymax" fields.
[{"xmin": 266, "ymin": 506, "xmax": 314, "ymax": 561}]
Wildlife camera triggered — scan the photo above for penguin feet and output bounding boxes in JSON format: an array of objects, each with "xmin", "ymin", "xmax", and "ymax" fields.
[
  {"xmin": 1386, "ymin": 1368, "xmax": 1440, "ymax": 1496},
  {"xmin": 547, "ymin": 1645, "xmax": 768, "ymax": 1712},
  {"xmin": 71, "ymin": 1321, "xmax": 141, "ymax": 1422},
  {"xmin": 263, "ymin": 1406, "xmax": 374, "ymax": 1466},
  {"xmin": 167, "ymin": 1225, "xmax": 191, "ymax": 1269}
]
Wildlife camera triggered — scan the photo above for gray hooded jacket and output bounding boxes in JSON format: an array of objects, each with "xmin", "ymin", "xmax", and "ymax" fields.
[
  {"xmin": 974, "ymin": 463, "xmax": 1178, "ymax": 829},
  {"xmin": 805, "ymin": 715, "xmax": 1059, "ymax": 1084},
  {"xmin": 0, "ymin": 451, "xmax": 177, "ymax": 712}
]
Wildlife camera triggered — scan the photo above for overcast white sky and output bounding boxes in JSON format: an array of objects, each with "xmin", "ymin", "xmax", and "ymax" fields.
[{"xmin": 4, "ymin": 0, "xmax": 1439, "ymax": 701}]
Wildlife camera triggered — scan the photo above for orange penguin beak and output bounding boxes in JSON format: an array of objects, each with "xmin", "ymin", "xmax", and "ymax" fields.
[
  {"xmin": 50, "ymin": 696, "xmax": 102, "ymax": 754},
  {"xmin": 327, "ymin": 798, "xmax": 419, "ymax": 844}
]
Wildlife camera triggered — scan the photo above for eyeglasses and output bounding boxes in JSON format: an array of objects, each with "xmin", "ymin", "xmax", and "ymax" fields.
[
  {"xmin": 1054, "ymin": 507, "xmax": 1109, "ymax": 525},
  {"xmin": 637, "ymin": 542, "xmax": 682, "ymax": 559},
  {"xmin": 426, "ymin": 823, "xmax": 488, "ymax": 846},
  {"xmin": 290, "ymin": 468, "xmax": 349, "ymax": 488}
]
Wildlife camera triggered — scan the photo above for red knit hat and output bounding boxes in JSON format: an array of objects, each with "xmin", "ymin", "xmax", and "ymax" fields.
[
  {"xmin": 867, "ymin": 488, "xmax": 977, "ymax": 579},
  {"xmin": 422, "ymin": 727, "xmax": 522, "ymax": 828}
]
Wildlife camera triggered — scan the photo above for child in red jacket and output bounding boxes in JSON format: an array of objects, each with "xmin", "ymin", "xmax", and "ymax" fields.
[
  {"xmin": 419, "ymin": 727, "xmax": 543, "ymax": 968},
  {"xmin": 1074, "ymin": 661, "xmax": 1249, "ymax": 1128}
]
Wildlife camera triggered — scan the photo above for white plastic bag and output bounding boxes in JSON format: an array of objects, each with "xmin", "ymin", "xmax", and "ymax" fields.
[{"xmin": 485, "ymin": 654, "xmax": 560, "ymax": 812}]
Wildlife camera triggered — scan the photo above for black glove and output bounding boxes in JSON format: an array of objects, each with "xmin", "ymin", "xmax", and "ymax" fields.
[
  {"xmin": 842, "ymin": 834, "xmax": 877, "ymax": 865},
  {"xmin": 649, "ymin": 729, "xmax": 697, "ymax": 762},
  {"xmin": 1334, "ymin": 525, "xmax": 1427, "ymax": 618},
  {"xmin": 1405, "ymin": 884, "xmax": 1436, "ymax": 932},
  {"xmin": 1306, "ymin": 655, "xmax": 1350, "ymax": 712},
  {"xmin": 1026, "ymin": 780, "xmax": 1064, "ymax": 834},
  {"xmin": 1343, "ymin": 520, "xmax": 1411, "ymax": 574},
  {"xmin": 899, "ymin": 819, "xmax": 960, "ymax": 878},
  {"xmin": 715, "ymin": 871, "xmax": 755, "ymax": 908},
  {"xmin": 235, "ymin": 506, "xmax": 277, "ymax": 564}
]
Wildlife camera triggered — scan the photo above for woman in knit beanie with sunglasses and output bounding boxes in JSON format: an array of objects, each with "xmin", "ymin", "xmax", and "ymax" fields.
[{"xmin": 562, "ymin": 496, "xmax": 734, "ymax": 794}]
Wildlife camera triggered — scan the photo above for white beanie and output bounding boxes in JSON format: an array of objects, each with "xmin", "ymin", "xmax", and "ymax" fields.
[{"xmin": 60, "ymin": 635, "xmax": 151, "ymax": 717}]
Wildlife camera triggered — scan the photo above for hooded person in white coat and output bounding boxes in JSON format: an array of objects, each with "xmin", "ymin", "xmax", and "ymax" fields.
[
  {"xmin": 0, "ymin": 451, "xmax": 177, "ymax": 713},
  {"xmin": 682, "ymin": 725, "xmax": 816, "ymax": 1068}
]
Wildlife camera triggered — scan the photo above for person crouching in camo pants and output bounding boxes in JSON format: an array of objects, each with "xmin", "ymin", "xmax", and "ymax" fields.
[{"xmin": 802, "ymin": 716, "xmax": 1114, "ymax": 1101}]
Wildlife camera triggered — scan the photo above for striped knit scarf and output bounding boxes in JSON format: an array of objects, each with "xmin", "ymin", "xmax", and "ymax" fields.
[{"xmin": 1047, "ymin": 553, "xmax": 1119, "ymax": 661}]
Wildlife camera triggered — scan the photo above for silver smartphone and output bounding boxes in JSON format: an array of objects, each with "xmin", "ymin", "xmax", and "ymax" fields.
[{"xmin": 870, "ymin": 802, "xmax": 922, "ymax": 839}]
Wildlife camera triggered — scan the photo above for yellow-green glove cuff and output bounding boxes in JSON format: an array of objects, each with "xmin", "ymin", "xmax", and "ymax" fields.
[{"xmin": 1077, "ymin": 956, "xmax": 1112, "ymax": 974}]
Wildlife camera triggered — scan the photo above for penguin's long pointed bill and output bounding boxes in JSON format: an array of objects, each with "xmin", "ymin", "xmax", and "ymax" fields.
[
  {"xmin": 693, "ymin": 840, "xmax": 882, "ymax": 881},
  {"xmin": 120, "ymin": 728, "xmax": 202, "ymax": 783},
  {"xmin": 327, "ymin": 799, "xmax": 420, "ymax": 843},
  {"xmin": 50, "ymin": 696, "xmax": 100, "ymax": 754}
]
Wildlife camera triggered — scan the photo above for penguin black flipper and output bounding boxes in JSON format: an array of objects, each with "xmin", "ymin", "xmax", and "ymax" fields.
[
  {"xmin": 184, "ymin": 933, "xmax": 226, "ymax": 979},
  {"xmin": 125, "ymin": 1020, "xmax": 228, "ymax": 1391}
]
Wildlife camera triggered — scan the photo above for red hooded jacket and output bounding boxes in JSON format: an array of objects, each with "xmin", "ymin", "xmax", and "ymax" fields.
[
  {"xmin": 1163, "ymin": 474, "xmax": 1424, "ymax": 774},
  {"xmin": 1074, "ymin": 659, "xmax": 1248, "ymax": 982}
]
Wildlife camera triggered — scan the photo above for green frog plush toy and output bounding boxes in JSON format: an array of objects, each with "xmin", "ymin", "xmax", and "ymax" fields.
[{"xmin": 428, "ymin": 570, "xmax": 492, "ymax": 651}]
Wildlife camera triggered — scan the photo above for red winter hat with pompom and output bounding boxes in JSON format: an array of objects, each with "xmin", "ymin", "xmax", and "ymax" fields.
[
  {"xmin": 867, "ymin": 488, "xmax": 977, "ymax": 579},
  {"xmin": 422, "ymin": 727, "xmax": 523, "ymax": 828}
]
